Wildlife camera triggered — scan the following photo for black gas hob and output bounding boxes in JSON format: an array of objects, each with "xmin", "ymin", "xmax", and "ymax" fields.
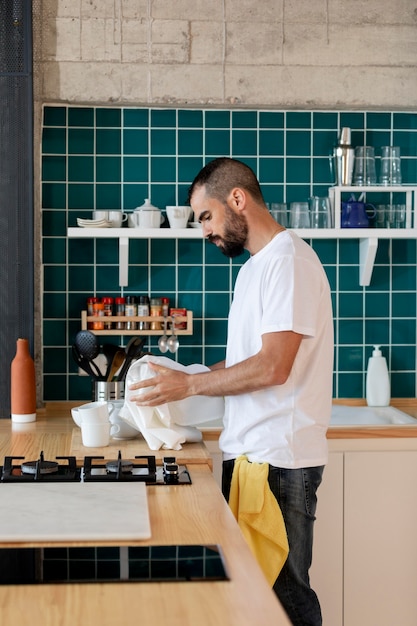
[{"xmin": 0, "ymin": 451, "xmax": 192, "ymax": 485}]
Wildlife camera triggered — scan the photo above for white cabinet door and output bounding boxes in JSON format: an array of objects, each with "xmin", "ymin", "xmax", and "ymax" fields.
[
  {"xmin": 344, "ymin": 451, "xmax": 417, "ymax": 626},
  {"xmin": 310, "ymin": 452, "xmax": 344, "ymax": 626}
]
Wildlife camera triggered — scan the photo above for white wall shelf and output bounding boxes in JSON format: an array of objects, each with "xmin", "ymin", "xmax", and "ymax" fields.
[{"xmin": 68, "ymin": 185, "xmax": 417, "ymax": 287}]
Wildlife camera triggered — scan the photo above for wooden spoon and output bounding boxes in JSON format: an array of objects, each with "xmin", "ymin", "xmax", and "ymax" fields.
[{"xmin": 106, "ymin": 350, "xmax": 126, "ymax": 382}]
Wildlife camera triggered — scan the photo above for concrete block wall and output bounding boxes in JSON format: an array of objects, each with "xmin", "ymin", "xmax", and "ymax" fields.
[{"xmin": 35, "ymin": 0, "xmax": 417, "ymax": 109}]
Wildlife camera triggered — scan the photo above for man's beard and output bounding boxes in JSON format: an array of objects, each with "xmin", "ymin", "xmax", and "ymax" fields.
[{"xmin": 208, "ymin": 202, "xmax": 248, "ymax": 258}]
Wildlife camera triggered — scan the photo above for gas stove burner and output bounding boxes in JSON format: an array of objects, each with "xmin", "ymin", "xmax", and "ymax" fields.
[
  {"xmin": 105, "ymin": 459, "xmax": 133, "ymax": 474},
  {"xmin": 21, "ymin": 460, "xmax": 59, "ymax": 475},
  {"xmin": 0, "ymin": 452, "xmax": 81, "ymax": 482}
]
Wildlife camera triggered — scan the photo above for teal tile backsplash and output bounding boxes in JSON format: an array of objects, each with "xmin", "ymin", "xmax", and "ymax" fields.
[{"xmin": 41, "ymin": 106, "xmax": 417, "ymax": 401}]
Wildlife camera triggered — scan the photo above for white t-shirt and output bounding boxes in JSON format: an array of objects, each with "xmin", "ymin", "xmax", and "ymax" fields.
[{"xmin": 219, "ymin": 229, "xmax": 334, "ymax": 469}]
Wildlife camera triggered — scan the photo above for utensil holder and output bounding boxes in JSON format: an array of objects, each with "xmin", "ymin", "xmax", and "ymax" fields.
[{"xmin": 93, "ymin": 381, "xmax": 125, "ymax": 401}]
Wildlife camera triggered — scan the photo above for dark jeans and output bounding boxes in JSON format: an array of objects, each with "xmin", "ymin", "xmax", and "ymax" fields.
[{"xmin": 222, "ymin": 459, "xmax": 324, "ymax": 626}]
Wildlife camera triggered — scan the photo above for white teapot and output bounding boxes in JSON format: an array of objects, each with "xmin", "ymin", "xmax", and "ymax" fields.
[{"xmin": 129, "ymin": 198, "xmax": 164, "ymax": 228}]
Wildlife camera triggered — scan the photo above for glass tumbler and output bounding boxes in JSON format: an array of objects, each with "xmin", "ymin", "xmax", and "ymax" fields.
[
  {"xmin": 379, "ymin": 146, "xmax": 402, "ymax": 185},
  {"xmin": 289, "ymin": 202, "xmax": 310, "ymax": 228},
  {"xmin": 270, "ymin": 203, "xmax": 288, "ymax": 227},
  {"xmin": 309, "ymin": 196, "xmax": 333, "ymax": 228},
  {"xmin": 353, "ymin": 146, "xmax": 377, "ymax": 185}
]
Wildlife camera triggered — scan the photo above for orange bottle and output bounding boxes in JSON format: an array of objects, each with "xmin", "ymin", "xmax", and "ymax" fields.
[{"xmin": 10, "ymin": 338, "xmax": 36, "ymax": 423}]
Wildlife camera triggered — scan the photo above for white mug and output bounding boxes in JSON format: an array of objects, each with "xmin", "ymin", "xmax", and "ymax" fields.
[
  {"xmin": 108, "ymin": 210, "xmax": 128, "ymax": 228},
  {"xmin": 92, "ymin": 210, "xmax": 109, "ymax": 221},
  {"xmin": 129, "ymin": 209, "xmax": 164, "ymax": 228},
  {"xmin": 71, "ymin": 401, "xmax": 114, "ymax": 426},
  {"xmin": 166, "ymin": 206, "xmax": 192, "ymax": 229},
  {"xmin": 81, "ymin": 421, "xmax": 111, "ymax": 447},
  {"xmin": 108, "ymin": 403, "xmax": 139, "ymax": 439}
]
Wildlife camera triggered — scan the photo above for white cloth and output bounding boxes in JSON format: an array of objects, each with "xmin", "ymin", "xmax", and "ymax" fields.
[
  {"xmin": 220, "ymin": 229, "xmax": 334, "ymax": 468},
  {"xmin": 119, "ymin": 355, "xmax": 225, "ymax": 450}
]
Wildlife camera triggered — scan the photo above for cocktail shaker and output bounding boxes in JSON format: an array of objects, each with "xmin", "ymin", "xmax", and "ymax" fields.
[{"xmin": 330, "ymin": 127, "xmax": 355, "ymax": 185}]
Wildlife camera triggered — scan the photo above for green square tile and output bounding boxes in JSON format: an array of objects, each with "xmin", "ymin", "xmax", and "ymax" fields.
[
  {"xmin": 43, "ymin": 237, "xmax": 67, "ymax": 264},
  {"xmin": 313, "ymin": 130, "xmax": 336, "ymax": 156},
  {"xmin": 366, "ymin": 112, "xmax": 392, "ymax": 129},
  {"xmin": 391, "ymin": 318, "xmax": 416, "ymax": 344},
  {"xmin": 178, "ymin": 129, "xmax": 203, "ymax": 155},
  {"xmin": 339, "ymin": 292, "xmax": 363, "ymax": 317},
  {"xmin": 313, "ymin": 158, "xmax": 332, "ymax": 184},
  {"xmin": 42, "ymin": 183, "xmax": 66, "ymax": 209},
  {"xmin": 68, "ymin": 128, "xmax": 94, "ymax": 154},
  {"xmin": 68, "ymin": 266, "xmax": 95, "ymax": 291},
  {"xmin": 42, "ymin": 127, "xmax": 66, "ymax": 154},
  {"xmin": 392, "ymin": 292, "xmax": 416, "ymax": 318},
  {"xmin": 364, "ymin": 319, "xmax": 390, "ymax": 346},
  {"xmin": 43, "ymin": 319, "xmax": 67, "ymax": 345},
  {"xmin": 178, "ymin": 157, "xmax": 203, "ymax": 183},
  {"xmin": 259, "ymin": 130, "xmax": 284, "ymax": 156},
  {"xmin": 68, "ymin": 156, "xmax": 94, "ymax": 182},
  {"xmin": 232, "ymin": 130, "xmax": 257, "ymax": 156},
  {"xmin": 44, "ymin": 265, "xmax": 67, "ymax": 291},
  {"xmin": 339, "ymin": 319, "xmax": 364, "ymax": 344},
  {"xmin": 123, "ymin": 184, "xmax": 149, "ymax": 209},
  {"xmin": 123, "ymin": 129, "xmax": 149, "ymax": 155},
  {"xmin": 393, "ymin": 113, "xmax": 417, "ymax": 130},
  {"xmin": 43, "ymin": 106, "xmax": 67, "ymax": 126},
  {"xmin": 178, "ymin": 109, "xmax": 203, "ymax": 127},
  {"xmin": 205, "ymin": 266, "xmax": 229, "ymax": 291},
  {"xmin": 286, "ymin": 131, "xmax": 311, "ymax": 157},
  {"xmin": 262, "ymin": 185, "xmax": 285, "ymax": 204},
  {"xmin": 391, "ymin": 372, "xmax": 415, "ymax": 398},
  {"xmin": 205, "ymin": 110, "xmax": 231, "ymax": 128},
  {"xmin": 205, "ymin": 346, "xmax": 227, "ymax": 364},
  {"xmin": 96, "ymin": 266, "xmax": 120, "ymax": 291},
  {"xmin": 149, "ymin": 265, "xmax": 177, "ymax": 292},
  {"xmin": 124, "ymin": 108, "xmax": 149, "ymax": 127},
  {"xmin": 286, "ymin": 112, "xmax": 311, "ymax": 129},
  {"xmin": 150, "ymin": 157, "xmax": 176, "ymax": 182},
  {"xmin": 312, "ymin": 112, "xmax": 338, "ymax": 130},
  {"xmin": 43, "ymin": 293, "xmax": 67, "ymax": 318},
  {"xmin": 96, "ymin": 238, "xmax": 119, "ymax": 263},
  {"xmin": 44, "ymin": 347, "xmax": 68, "ymax": 373},
  {"xmin": 204, "ymin": 319, "xmax": 227, "ymax": 344},
  {"xmin": 68, "ymin": 184, "xmax": 94, "ymax": 209},
  {"xmin": 97, "ymin": 156, "xmax": 121, "ymax": 183},
  {"xmin": 367, "ymin": 130, "xmax": 391, "ymax": 150},
  {"xmin": 151, "ymin": 109, "xmax": 176, "ymax": 127},
  {"xmin": 96, "ymin": 129, "xmax": 121, "ymax": 155},
  {"xmin": 392, "ymin": 265, "xmax": 416, "ymax": 291},
  {"xmin": 150, "ymin": 239, "xmax": 176, "ymax": 264},
  {"xmin": 96, "ymin": 108, "xmax": 121, "ymax": 127},
  {"xmin": 68, "ymin": 107, "xmax": 94, "ymax": 127},
  {"xmin": 339, "ymin": 239, "xmax": 358, "ymax": 264},
  {"xmin": 68, "ymin": 292, "xmax": 92, "ymax": 318},
  {"xmin": 128, "ymin": 239, "xmax": 149, "ymax": 263},
  {"xmin": 259, "ymin": 111, "xmax": 284, "ymax": 129},
  {"xmin": 125, "ymin": 266, "xmax": 149, "ymax": 292},
  {"xmin": 205, "ymin": 129, "xmax": 231, "ymax": 155},
  {"xmin": 205, "ymin": 292, "xmax": 230, "ymax": 317},
  {"xmin": 96, "ymin": 184, "xmax": 121, "ymax": 209},
  {"xmin": 337, "ymin": 373, "xmax": 363, "ymax": 398},
  {"xmin": 368, "ymin": 264, "xmax": 390, "ymax": 290},
  {"xmin": 392, "ymin": 239, "xmax": 417, "ymax": 264},
  {"xmin": 338, "ymin": 346, "xmax": 364, "ymax": 371},
  {"xmin": 365, "ymin": 292, "xmax": 389, "ymax": 317},
  {"xmin": 177, "ymin": 347, "xmax": 203, "ymax": 365},
  {"xmin": 178, "ymin": 293, "xmax": 203, "ymax": 316},
  {"xmin": 391, "ymin": 345, "xmax": 416, "ymax": 370},
  {"xmin": 44, "ymin": 375, "xmax": 69, "ymax": 401},
  {"xmin": 123, "ymin": 157, "xmax": 148, "ymax": 182},
  {"xmin": 338, "ymin": 266, "xmax": 361, "ymax": 291},
  {"xmin": 286, "ymin": 186, "xmax": 310, "ymax": 203},
  {"xmin": 151, "ymin": 129, "xmax": 176, "ymax": 154},
  {"xmin": 340, "ymin": 112, "xmax": 365, "ymax": 130},
  {"xmin": 259, "ymin": 158, "xmax": 284, "ymax": 183},
  {"xmin": 42, "ymin": 209, "xmax": 67, "ymax": 236},
  {"xmin": 178, "ymin": 239, "xmax": 204, "ymax": 263},
  {"xmin": 178, "ymin": 184, "xmax": 193, "ymax": 205},
  {"xmin": 178, "ymin": 265, "xmax": 203, "ymax": 291},
  {"xmin": 68, "ymin": 239, "xmax": 95, "ymax": 264},
  {"xmin": 286, "ymin": 158, "xmax": 310, "ymax": 183},
  {"xmin": 231, "ymin": 110, "xmax": 257, "ymax": 129},
  {"xmin": 42, "ymin": 156, "xmax": 66, "ymax": 181}
]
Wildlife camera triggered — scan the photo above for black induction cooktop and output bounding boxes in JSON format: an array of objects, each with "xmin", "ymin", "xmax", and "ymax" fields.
[{"xmin": 0, "ymin": 544, "xmax": 229, "ymax": 585}]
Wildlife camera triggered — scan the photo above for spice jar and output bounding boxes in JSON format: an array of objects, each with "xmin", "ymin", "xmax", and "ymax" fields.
[
  {"xmin": 92, "ymin": 301, "xmax": 105, "ymax": 330},
  {"xmin": 115, "ymin": 297, "xmax": 125, "ymax": 330},
  {"xmin": 102, "ymin": 297, "xmax": 114, "ymax": 330},
  {"xmin": 125, "ymin": 296, "xmax": 137, "ymax": 330},
  {"xmin": 150, "ymin": 297, "xmax": 162, "ymax": 330},
  {"xmin": 137, "ymin": 295, "xmax": 150, "ymax": 330},
  {"xmin": 87, "ymin": 297, "xmax": 99, "ymax": 329}
]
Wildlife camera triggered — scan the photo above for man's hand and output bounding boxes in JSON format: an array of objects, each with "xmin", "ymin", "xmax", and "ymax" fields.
[{"xmin": 128, "ymin": 362, "xmax": 191, "ymax": 406}]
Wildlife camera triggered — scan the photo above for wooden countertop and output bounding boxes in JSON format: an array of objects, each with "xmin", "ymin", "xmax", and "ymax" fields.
[{"xmin": 0, "ymin": 411, "xmax": 291, "ymax": 626}]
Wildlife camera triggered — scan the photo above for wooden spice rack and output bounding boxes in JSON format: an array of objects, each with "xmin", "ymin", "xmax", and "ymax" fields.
[{"xmin": 81, "ymin": 310, "xmax": 193, "ymax": 336}]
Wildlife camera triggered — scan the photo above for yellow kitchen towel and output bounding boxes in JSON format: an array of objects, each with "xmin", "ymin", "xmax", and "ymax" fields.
[{"xmin": 229, "ymin": 455, "xmax": 289, "ymax": 586}]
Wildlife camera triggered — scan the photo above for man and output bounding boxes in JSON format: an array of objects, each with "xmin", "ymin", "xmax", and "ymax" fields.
[{"xmin": 130, "ymin": 157, "xmax": 334, "ymax": 626}]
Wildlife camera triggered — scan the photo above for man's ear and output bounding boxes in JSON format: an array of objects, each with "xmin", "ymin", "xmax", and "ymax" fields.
[{"xmin": 227, "ymin": 187, "xmax": 246, "ymax": 212}]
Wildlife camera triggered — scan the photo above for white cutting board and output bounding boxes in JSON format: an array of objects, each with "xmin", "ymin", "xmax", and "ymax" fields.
[{"xmin": 0, "ymin": 482, "xmax": 151, "ymax": 542}]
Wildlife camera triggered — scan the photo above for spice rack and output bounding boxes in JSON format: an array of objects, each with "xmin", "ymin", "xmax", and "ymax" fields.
[{"xmin": 81, "ymin": 310, "xmax": 193, "ymax": 336}]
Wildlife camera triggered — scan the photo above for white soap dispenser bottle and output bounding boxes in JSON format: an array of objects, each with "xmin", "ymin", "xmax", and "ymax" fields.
[{"xmin": 366, "ymin": 345, "xmax": 390, "ymax": 407}]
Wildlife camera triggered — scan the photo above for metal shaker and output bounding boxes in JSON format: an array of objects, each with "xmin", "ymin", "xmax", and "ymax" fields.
[{"xmin": 330, "ymin": 127, "xmax": 355, "ymax": 185}]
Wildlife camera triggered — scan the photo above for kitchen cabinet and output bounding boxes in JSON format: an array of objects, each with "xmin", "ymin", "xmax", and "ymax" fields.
[
  {"xmin": 68, "ymin": 185, "xmax": 417, "ymax": 287},
  {"xmin": 311, "ymin": 442, "xmax": 417, "ymax": 626}
]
